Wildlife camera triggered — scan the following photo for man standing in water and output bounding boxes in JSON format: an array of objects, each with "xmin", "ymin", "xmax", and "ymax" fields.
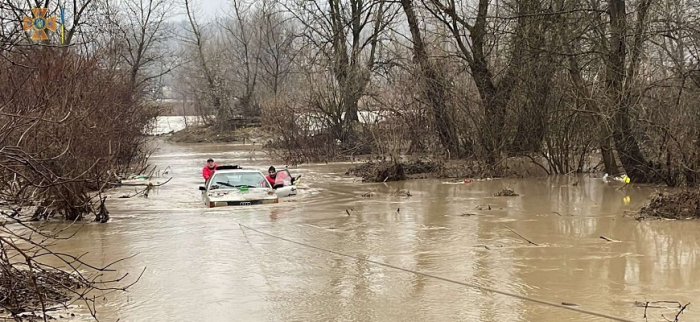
[{"xmin": 202, "ymin": 158, "xmax": 218, "ymax": 182}]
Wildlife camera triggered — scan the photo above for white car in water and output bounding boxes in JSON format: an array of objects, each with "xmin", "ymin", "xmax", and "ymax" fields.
[{"xmin": 199, "ymin": 166, "xmax": 278, "ymax": 207}]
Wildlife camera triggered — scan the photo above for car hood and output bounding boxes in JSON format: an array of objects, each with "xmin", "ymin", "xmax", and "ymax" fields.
[{"xmin": 207, "ymin": 188, "xmax": 276, "ymax": 201}]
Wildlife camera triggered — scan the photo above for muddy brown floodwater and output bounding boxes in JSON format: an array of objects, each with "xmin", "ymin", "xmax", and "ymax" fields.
[{"xmin": 42, "ymin": 139, "xmax": 700, "ymax": 321}]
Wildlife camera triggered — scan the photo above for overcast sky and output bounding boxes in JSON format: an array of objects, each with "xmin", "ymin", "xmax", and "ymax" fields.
[{"xmin": 169, "ymin": 0, "xmax": 231, "ymax": 22}]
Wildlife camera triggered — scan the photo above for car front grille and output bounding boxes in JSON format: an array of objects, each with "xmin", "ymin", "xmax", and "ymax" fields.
[{"xmin": 226, "ymin": 201, "xmax": 262, "ymax": 206}]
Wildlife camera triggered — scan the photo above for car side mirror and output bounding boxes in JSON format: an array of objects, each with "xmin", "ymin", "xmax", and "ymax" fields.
[{"xmin": 199, "ymin": 186, "xmax": 206, "ymax": 191}]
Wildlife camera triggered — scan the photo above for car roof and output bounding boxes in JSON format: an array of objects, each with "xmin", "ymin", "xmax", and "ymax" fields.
[{"xmin": 213, "ymin": 169, "xmax": 263, "ymax": 174}]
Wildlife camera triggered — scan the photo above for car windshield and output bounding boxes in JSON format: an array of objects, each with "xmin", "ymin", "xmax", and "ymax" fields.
[{"xmin": 209, "ymin": 172, "xmax": 270, "ymax": 189}]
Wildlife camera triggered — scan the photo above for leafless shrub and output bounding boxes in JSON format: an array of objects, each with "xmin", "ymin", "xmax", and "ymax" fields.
[
  {"xmin": 260, "ymin": 95, "xmax": 343, "ymax": 164},
  {"xmin": 372, "ymin": 67, "xmax": 444, "ymax": 157},
  {"xmin": 0, "ymin": 48, "xmax": 159, "ymax": 221}
]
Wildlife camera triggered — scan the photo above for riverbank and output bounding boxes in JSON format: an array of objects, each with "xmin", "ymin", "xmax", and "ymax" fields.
[
  {"xmin": 345, "ymin": 157, "xmax": 552, "ymax": 182},
  {"xmin": 166, "ymin": 124, "xmax": 274, "ymax": 144},
  {"xmin": 166, "ymin": 123, "xmax": 577, "ymax": 182}
]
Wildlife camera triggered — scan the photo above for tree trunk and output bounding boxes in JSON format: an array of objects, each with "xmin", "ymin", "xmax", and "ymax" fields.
[
  {"xmin": 607, "ymin": 0, "xmax": 654, "ymax": 182},
  {"xmin": 429, "ymin": 0, "xmax": 522, "ymax": 162},
  {"xmin": 470, "ymin": 0, "xmax": 511, "ymax": 163},
  {"xmin": 566, "ymin": 25, "xmax": 620, "ymax": 175},
  {"xmin": 400, "ymin": 0, "xmax": 461, "ymax": 158},
  {"xmin": 600, "ymin": 133, "xmax": 619, "ymax": 175},
  {"xmin": 512, "ymin": 0, "xmax": 553, "ymax": 153}
]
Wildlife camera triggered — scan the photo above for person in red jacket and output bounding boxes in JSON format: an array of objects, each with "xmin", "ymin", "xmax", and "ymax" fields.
[
  {"xmin": 265, "ymin": 166, "xmax": 301, "ymax": 188},
  {"xmin": 265, "ymin": 166, "xmax": 276, "ymax": 187},
  {"xmin": 202, "ymin": 158, "xmax": 218, "ymax": 182}
]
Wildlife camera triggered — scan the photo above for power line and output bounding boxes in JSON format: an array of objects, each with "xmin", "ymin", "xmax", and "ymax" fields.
[{"xmin": 239, "ymin": 224, "xmax": 634, "ymax": 322}]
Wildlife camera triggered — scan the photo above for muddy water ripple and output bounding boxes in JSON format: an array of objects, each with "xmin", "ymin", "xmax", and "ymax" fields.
[{"xmin": 42, "ymin": 139, "xmax": 700, "ymax": 321}]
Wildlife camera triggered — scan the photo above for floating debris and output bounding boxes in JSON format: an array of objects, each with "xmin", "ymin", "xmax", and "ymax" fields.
[
  {"xmin": 636, "ymin": 190, "xmax": 700, "ymax": 220},
  {"xmin": 600, "ymin": 236, "xmax": 621, "ymax": 242},
  {"xmin": 0, "ymin": 269, "xmax": 87, "ymax": 316}
]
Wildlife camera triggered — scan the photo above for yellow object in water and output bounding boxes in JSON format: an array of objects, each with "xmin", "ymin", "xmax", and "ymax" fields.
[
  {"xmin": 623, "ymin": 176, "xmax": 630, "ymax": 184},
  {"xmin": 623, "ymin": 196, "xmax": 631, "ymax": 205}
]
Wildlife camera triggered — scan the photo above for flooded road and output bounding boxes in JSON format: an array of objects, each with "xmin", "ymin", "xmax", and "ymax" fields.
[{"xmin": 49, "ymin": 139, "xmax": 699, "ymax": 321}]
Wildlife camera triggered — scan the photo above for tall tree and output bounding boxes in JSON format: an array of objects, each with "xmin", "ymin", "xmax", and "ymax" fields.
[
  {"xmin": 562, "ymin": 0, "xmax": 620, "ymax": 175},
  {"xmin": 183, "ymin": 0, "xmax": 226, "ymax": 128},
  {"xmin": 399, "ymin": 0, "xmax": 461, "ymax": 157},
  {"xmin": 257, "ymin": 0, "xmax": 296, "ymax": 96},
  {"xmin": 282, "ymin": 0, "xmax": 397, "ymax": 143},
  {"xmin": 606, "ymin": 0, "xmax": 655, "ymax": 182},
  {"xmin": 424, "ymin": 0, "xmax": 524, "ymax": 162},
  {"xmin": 220, "ymin": 0, "xmax": 264, "ymax": 117},
  {"xmin": 107, "ymin": 0, "xmax": 177, "ymax": 93}
]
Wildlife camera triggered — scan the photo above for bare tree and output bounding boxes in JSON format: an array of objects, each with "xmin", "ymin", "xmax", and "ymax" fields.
[
  {"xmin": 399, "ymin": 0, "xmax": 460, "ymax": 158},
  {"xmin": 207, "ymin": 0, "xmax": 700, "ymax": 187},
  {"xmin": 510, "ymin": 0, "xmax": 559, "ymax": 154},
  {"xmin": 605, "ymin": 0, "xmax": 656, "ymax": 182},
  {"xmin": 282, "ymin": 0, "xmax": 398, "ymax": 144},
  {"xmin": 257, "ymin": 0, "xmax": 297, "ymax": 97},
  {"xmin": 106, "ymin": 0, "xmax": 178, "ymax": 94},
  {"xmin": 182, "ymin": 0, "xmax": 227, "ymax": 128},
  {"xmin": 0, "ymin": 1, "xmax": 25, "ymax": 53},
  {"xmin": 421, "ymin": 0, "xmax": 525, "ymax": 162},
  {"xmin": 219, "ymin": 0, "xmax": 264, "ymax": 117}
]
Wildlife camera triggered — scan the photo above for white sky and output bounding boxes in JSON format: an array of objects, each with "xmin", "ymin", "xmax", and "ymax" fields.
[{"xmin": 169, "ymin": 0, "xmax": 231, "ymax": 22}]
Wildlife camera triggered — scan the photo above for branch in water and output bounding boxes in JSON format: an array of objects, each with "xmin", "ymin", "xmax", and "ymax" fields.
[{"xmin": 503, "ymin": 225, "xmax": 539, "ymax": 246}]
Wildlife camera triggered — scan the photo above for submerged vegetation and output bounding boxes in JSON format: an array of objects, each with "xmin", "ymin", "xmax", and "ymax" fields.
[
  {"xmin": 0, "ymin": 214, "xmax": 144, "ymax": 319},
  {"xmin": 344, "ymin": 158, "xmax": 525, "ymax": 182},
  {"xmin": 636, "ymin": 189, "xmax": 700, "ymax": 220}
]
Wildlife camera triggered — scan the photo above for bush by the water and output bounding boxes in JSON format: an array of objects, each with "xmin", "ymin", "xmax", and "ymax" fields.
[
  {"xmin": 0, "ymin": 48, "xmax": 158, "ymax": 220},
  {"xmin": 0, "ymin": 216, "xmax": 141, "ymax": 320},
  {"xmin": 494, "ymin": 188, "xmax": 519, "ymax": 196},
  {"xmin": 637, "ymin": 189, "xmax": 700, "ymax": 220}
]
